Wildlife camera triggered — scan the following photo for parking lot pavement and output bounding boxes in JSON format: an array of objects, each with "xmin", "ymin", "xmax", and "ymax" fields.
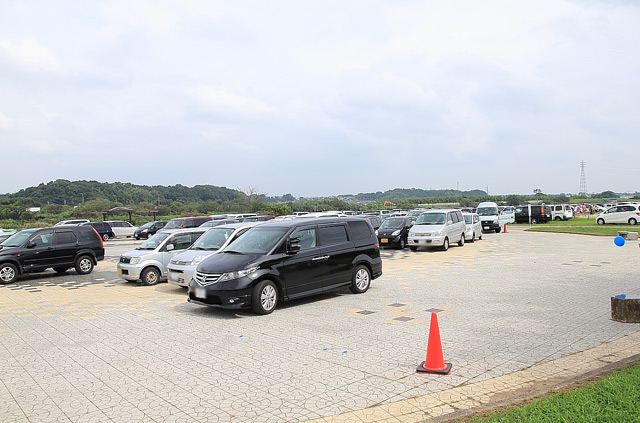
[{"xmin": 1, "ymin": 229, "xmax": 639, "ymax": 422}]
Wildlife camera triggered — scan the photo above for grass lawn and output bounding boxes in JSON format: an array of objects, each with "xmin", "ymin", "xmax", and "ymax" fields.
[
  {"xmin": 512, "ymin": 217, "xmax": 639, "ymax": 236},
  {"xmin": 449, "ymin": 360, "xmax": 640, "ymax": 422}
]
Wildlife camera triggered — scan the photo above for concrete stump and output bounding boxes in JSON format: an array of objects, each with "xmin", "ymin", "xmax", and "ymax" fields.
[{"xmin": 611, "ymin": 295, "xmax": 640, "ymax": 323}]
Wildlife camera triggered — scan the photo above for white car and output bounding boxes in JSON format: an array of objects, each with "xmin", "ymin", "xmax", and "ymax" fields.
[
  {"xmin": 462, "ymin": 213, "xmax": 482, "ymax": 242},
  {"xmin": 596, "ymin": 205, "xmax": 640, "ymax": 225},
  {"xmin": 105, "ymin": 220, "xmax": 138, "ymax": 238}
]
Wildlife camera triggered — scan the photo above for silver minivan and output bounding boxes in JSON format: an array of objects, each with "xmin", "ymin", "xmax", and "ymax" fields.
[
  {"xmin": 408, "ymin": 209, "xmax": 466, "ymax": 251},
  {"xmin": 117, "ymin": 228, "xmax": 207, "ymax": 285},
  {"xmin": 167, "ymin": 222, "xmax": 257, "ymax": 287}
]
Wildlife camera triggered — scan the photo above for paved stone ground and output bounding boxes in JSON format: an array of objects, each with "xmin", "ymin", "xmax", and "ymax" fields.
[{"xmin": 0, "ymin": 228, "xmax": 639, "ymax": 422}]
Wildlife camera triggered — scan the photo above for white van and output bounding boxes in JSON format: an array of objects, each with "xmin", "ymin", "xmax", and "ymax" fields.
[
  {"xmin": 408, "ymin": 209, "xmax": 466, "ymax": 251},
  {"xmin": 477, "ymin": 202, "xmax": 501, "ymax": 233},
  {"xmin": 550, "ymin": 205, "xmax": 573, "ymax": 221}
]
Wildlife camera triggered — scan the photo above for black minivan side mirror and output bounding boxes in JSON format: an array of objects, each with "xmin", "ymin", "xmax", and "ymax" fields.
[
  {"xmin": 287, "ymin": 239, "xmax": 301, "ymax": 254},
  {"xmin": 27, "ymin": 241, "xmax": 36, "ymax": 248}
]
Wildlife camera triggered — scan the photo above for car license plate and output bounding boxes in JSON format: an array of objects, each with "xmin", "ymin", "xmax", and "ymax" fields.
[
  {"xmin": 194, "ymin": 287, "xmax": 206, "ymax": 299},
  {"xmin": 381, "ymin": 238, "xmax": 388, "ymax": 243}
]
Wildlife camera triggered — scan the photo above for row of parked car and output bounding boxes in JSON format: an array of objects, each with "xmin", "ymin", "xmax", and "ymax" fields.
[{"xmin": 116, "ymin": 216, "xmax": 383, "ymax": 314}]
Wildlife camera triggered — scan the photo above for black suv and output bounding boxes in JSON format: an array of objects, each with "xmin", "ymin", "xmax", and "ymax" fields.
[
  {"xmin": 188, "ymin": 217, "xmax": 382, "ymax": 314},
  {"xmin": 0, "ymin": 225, "xmax": 105, "ymax": 284}
]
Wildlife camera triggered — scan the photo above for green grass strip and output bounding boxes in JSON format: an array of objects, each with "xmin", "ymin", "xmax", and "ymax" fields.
[{"xmin": 461, "ymin": 361, "xmax": 640, "ymax": 422}]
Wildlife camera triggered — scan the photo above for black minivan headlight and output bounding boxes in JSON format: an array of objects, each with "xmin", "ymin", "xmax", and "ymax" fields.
[{"xmin": 217, "ymin": 266, "xmax": 259, "ymax": 283}]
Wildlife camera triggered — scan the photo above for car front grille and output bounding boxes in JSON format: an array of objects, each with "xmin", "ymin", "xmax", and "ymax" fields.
[{"xmin": 193, "ymin": 271, "xmax": 222, "ymax": 287}]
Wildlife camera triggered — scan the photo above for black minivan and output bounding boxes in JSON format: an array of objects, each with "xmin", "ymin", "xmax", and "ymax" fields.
[
  {"xmin": 0, "ymin": 225, "xmax": 105, "ymax": 284},
  {"xmin": 188, "ymin": 217, "xmax": 382, "ymax": 314}
]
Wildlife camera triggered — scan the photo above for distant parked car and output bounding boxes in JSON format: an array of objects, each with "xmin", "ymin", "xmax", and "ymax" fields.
[
  {"xmin": 117, "ymin": 228, "xmax": 208, "ymax": 285},
  {"xmin": 550, "ymin": 205, "xmax": 573, "ymax": 221},
  {"xmin": 82, "ymin": 221, "xmax": 115, "ymax": 241},
  {"xmin": 376, "ymin": 216, "xmax": 415, "ymax": 249},
  {"xmin": 134, "ymin": 221, "xmax": 168, "ymax": 240},
  {"xmin": 513, "ymin": 205, "xmax": 552, "ymax": 224},
  {"xmin": 163, "ymin": 216, "xmax": 213, "ymax": 230},
  {"xmin": 462, "ymin": 213, "xmax": 482, "ymax": 242},
  {"xmin": 105, "ymin": 220, "xmax": 138, "ymax": 238},
  {"xmin": 408, "ymin": 209, "xmax": 466, "ymax": 251},
  {"xmin": 596, "ymin": 205, "xmax": 640, "ymax": 225},
  {"xmin": 242, "ymin": 215, "xmax": 275, "ymax": 222},
  {"xmin": 200, "ymin": 219, "xmax": 241, "ymax": 228}
]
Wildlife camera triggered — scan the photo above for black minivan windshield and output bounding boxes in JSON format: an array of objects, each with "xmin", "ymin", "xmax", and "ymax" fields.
[{"xmin": 224, "ymin": 227, "xmax": 288, "ymax": 254}]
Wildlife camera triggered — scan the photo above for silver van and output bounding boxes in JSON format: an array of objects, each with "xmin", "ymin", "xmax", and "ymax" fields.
[
  {"xmin": 408, "ymin": 209, "xmax": 466, "ymax": 251},
  {"xmin": 167, "ymin": 222, "xmax": 257, "ymax": 287},
  {"xmin": 117, "ymin": 228, "xmax": 207, "ymax": 285}
]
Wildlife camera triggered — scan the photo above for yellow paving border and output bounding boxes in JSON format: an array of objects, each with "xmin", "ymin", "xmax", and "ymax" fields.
[{"xmin": 305, "ymin": 330, "xmax": 640, "ymax": 422}]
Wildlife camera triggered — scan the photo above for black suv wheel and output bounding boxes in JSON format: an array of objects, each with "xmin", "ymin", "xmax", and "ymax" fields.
[
  {"xmin": 75, "ymin": 255, "xmax": 94, "ymax": 275},
  {"xmin": 0, "ymin": 263, "xmax": 18, "ymax": 284}
]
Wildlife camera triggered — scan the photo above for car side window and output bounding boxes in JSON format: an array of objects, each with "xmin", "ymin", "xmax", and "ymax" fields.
[
  {"xmin": 447, "ymin": 214, "xmax": 454, "ymax": 224},
  {"xmin": 171, "ymin": 234, "xmax": 193, "ymax": 251},
  {"xmin": 55, "ymin": 231, "xmax": 77, "ymax": 245},
  {"xmin": 31, "ymin": 231, "xmax": 53, "ymax": 247},
  {"xmin": 190, "ymin": 232, "xmax": 204, "ymax": 244},
  {"xmin": 318, "ymin": 225, "xmax": 348, "ymax": 246},
  {"xmin": 291, "ymin": 228, "xmax": 317, "ymax": 251}
]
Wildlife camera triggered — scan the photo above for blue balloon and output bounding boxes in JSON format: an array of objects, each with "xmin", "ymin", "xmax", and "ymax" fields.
[{"xmin": 614, "ymin": 236, "xmax": 625, "ymax": 247}]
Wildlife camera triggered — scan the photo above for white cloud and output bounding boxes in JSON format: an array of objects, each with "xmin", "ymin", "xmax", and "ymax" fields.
[
  {"xmin": 0, "ymin": 112, "xmax": 14, "ymax": 131},
  {"xmin": 189, "ymin": 86, "xmax": 277, "ymax": 120},
  {"xmin": 0, "ymin": 37, "xmax": 64, "ymax": 74}
]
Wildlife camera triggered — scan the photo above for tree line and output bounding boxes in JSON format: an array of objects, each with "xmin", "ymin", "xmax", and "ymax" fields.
[{"xmin": 0, "ymin": 180, "xmax": 634, "ymax": 230}]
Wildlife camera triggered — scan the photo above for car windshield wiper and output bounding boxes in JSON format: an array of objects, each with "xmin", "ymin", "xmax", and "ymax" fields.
[
  {"xmin": 193, "ymin": 246, "xmax": 207, "ymax": 250},
  {"xmin": 222, "ymin": 250, "xmax": 243, "ymax": 254}
]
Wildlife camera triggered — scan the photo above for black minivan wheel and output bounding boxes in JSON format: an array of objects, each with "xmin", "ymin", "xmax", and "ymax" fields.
[
  {"xmin": 350, "ymin": 265, "xmax": 371, "ymax": 294},
  {"xmin": 252, "ymin": 280, "xmax": 278, "ymax": 314},
  {"xmin": 75, "ymin": 255, "xmax": 94, "ymax": 275},
  {"xmin": 0, "ymin": 263, "xmax": 18, "ymax": 284}
]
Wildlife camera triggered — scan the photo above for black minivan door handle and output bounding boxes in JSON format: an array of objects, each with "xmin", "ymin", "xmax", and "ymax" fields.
[{"xmin": 312, "ymin": 255, "xmax": 330, "ymax": 261}]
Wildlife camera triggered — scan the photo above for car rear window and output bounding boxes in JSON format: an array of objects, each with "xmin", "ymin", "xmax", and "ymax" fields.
[
  {"xmin": 77, "ymin": 227, "xmax": 98, "ymax": 243},
  {"xmin": 318, "ymin": 225, "xmax": 348, "ymax": 246},
  {"xmin": 348, "ymin": 220, "xmax": 373, "ymax": 240}
]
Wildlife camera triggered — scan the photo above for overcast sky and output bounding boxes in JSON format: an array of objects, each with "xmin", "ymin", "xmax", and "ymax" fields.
[{"xmin": 1, "ymin": 1, "xmax": 639, "ymax": 198}]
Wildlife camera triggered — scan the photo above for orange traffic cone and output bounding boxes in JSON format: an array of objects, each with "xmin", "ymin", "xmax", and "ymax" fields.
[
  {"xmin": 417, "ymin": 312, "xmax": 452, "ymax": 375},
  {"xmin": 503, "ymin": 223, "xmax": 508, "ymax": 233}
]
